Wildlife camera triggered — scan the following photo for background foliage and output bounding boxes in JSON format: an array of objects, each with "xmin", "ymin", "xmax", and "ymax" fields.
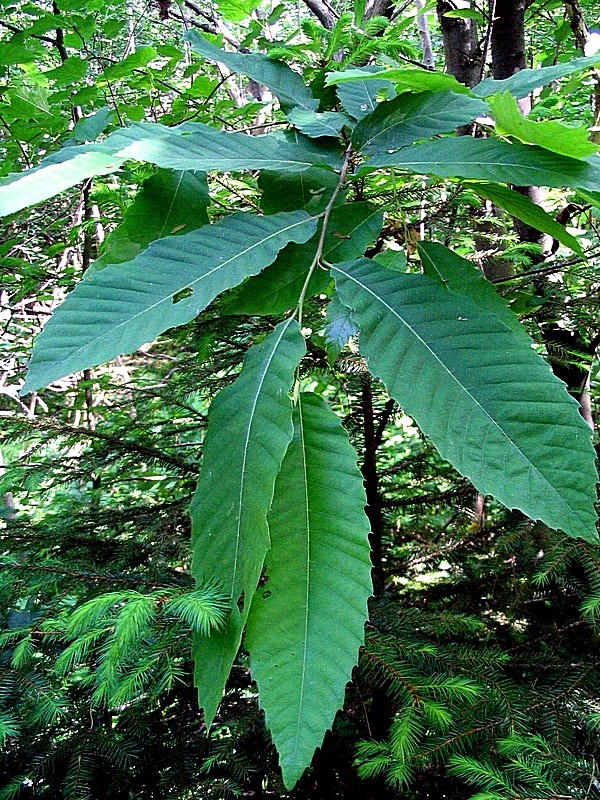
[{"xmin": 1, "ymin": 0, "xmax": 600, "ymax": 797}]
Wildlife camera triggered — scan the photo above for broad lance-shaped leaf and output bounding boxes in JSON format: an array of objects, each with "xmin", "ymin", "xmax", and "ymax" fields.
[
  {"xmin": 365, "ymin": 137, "xmax": 600, "ymax": 194},
  {"xmin": 327, "ymin": 66, "xmax": 469, "ymax": 96},
  {"xmin": 191, "ymin": 319, "xmax": 306, "ymax": 725},
  {"xmin": 91, "ymin": 169, "xmax": 210, "ymax": 271},
  {"xmin": 352, "ymin": 91, "xmax": 487, "ymax": 155},
  {"xmin": 473, "ymin": 52, "xmax": 600, "ymax": 99},
  {"xmin": 246, "ymin": 392, "xmax": 372, "ymax": 788},
  {"xmin": 0, "ymin": 122, "xmax": 340, "ymax": 217},
  {"xmin": 331, "ymin": 258, "xmax": 598, "ymax": 542},
  {"xmin": 184, "ymin": 30, "xmax": 318, "ymax": 112},
  {"xmin": 22, "ymin": 211, "xmax": 317, "ymax": 392},
  {"xmin": 465, "ymin": 182, "xmax": 583, "ymax": 256}
]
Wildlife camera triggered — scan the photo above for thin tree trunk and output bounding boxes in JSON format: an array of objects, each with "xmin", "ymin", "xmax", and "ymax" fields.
[
  {"xmin": 563, "ymin": 0, "xmax": 600, "ymax": 143},
  {"xmin": 415, "ymin": 0, "xmax": 435, "ymax": 68},
  {"xmin": 490, "ymin": 0, "xmax": 596, "ymax": 427}
]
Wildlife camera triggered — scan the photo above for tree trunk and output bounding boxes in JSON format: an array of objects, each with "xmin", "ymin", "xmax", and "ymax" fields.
[
  {"xmin": 490, "ymin": 0, "xmax": 595, "ymax": 426},
  {"xmin": 437, "ymin": 0, "xmax": 482, "ymax": 87}
]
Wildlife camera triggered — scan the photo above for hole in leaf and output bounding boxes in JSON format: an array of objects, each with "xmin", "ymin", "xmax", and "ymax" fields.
[
  {"xmin": 172, "ymin": 287, "xmax": 193, "ymax": 304},
  {"xmin": 261, "ymin": 590, "xmax": 271, "ymax": 599},
  {"xmin": 236, "ymin": 592, "xmax": 245, "ymax": 612}
]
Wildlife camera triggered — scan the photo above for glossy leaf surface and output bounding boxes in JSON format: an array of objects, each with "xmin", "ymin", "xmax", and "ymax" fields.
[{"xmin": 488, "ymin": 92, "xmax": 597, "ymax": 159}]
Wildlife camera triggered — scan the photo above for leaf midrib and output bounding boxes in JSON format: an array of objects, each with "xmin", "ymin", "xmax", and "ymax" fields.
[
  {"xmin": 39, "ymin": 215, "xmax": 313, "ymax": 369},
  {"xmin": 293, "ymin": 395, "xmax": 311, "ymax": 759},
  {"xmin": 232, "ymin": 318, "xmax": 296, "ymax": 593},
  {"xmin": 332, "ymin": 264, "xmax": 581, "ymax": 523}
]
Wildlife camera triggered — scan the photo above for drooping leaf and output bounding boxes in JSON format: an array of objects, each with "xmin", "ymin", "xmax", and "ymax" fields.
[
  {"xmin": 465, "ymin": 181, "xmax": 583, "ymax": 255},
  {"xmin": 225, "ymin": 202, "xmax": 383, "ymax": 315},
  {"xmin": 473, "ymin": 53, "xmax": 600, "ymax": 99},
  {"xmin": 331, "ymin": 258, "xmax": 598, "ymax": 542},
  {"xmin": 191, "ymin": 319, "xmax": 306, "ymax": 725},
  {"xmin": 366, "ymin": 137, "xmax": 600, "ymax": 193},
  {"xmin": 352, "ymin": 91, "xmax": 487, "ymax": 154},
  {"xmin": 333, "ymin": 66, "xmax": 396, "ymax": 121},
  {"xmin": 92, "ymin": 170, "xmax": 210, "ymax": 270},
  {"xmin": 287, "ymin": 109, "xmax": 351, "ymax": 138},
  {"xmin": 246, "ymin": 392, "xmax": 371, "ymax": 788},
  {"xmin": 184, "ymin": 30, "xmax": 317, "ymax": 111},
  {"xmin": 487, "ymin": 92, "xmax": 597, "ymax": 159},
  {"xmin": 0, "ymin": 122, "xmax": 341, "ymax": 217},
  {"xmin": 22, "ymin": 211, "xmax": 317, "ymax": 392}
]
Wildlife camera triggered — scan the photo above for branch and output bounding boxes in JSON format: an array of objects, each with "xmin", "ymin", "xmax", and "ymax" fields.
[
  {"xmin": 300, "ymin": 0, "xmax": 337, "ymax": 29},
  {"xmin": 0, "ymin": 18, "xmax": 57, "ymax": 46}
]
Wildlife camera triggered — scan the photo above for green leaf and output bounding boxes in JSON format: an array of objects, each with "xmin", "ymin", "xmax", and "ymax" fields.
[
  {"xmin": 91, "ymin": 169, "xmax": 210, "ymax": 270},
  {"xmin": 191, "ymin": 319, "xmax": 306, "ymax": 725},
  {"xmin": 487, "ymin": 92, "xmax": 598, "ymax": 159},
  {"xmin": 417, "ymin": 241, "xmax": 528, "ymax": 338},
  {"xmin": 287, "ymin": 109, "xmax": 351, "ymax": 138},
  {"xmin": 473, "ymin": 53, "xmax": 600, "ymax": 99},
  {"xmin": 184, "ymin": 30, "xmax": 318, "ymax": 112},
  {"xmin": 324, "ymin": 293, "xmax": 358, "ymax": 356},
  {"xmin": 22, "ymin": 211, "xmax": 317, "ymax": 392},
  {"xmin": 7, "ymin": 85, "xmax": 52, "ymax": 118},
  {"xmin": 352, "ymin": 91, "xmax": 487, "ymax": 154},
  {"xmin": 259, "ymin": 167, "xmax": 343, "ymax": 214},
  {"xmin": 366, "ymin": 137, "xmax": 600, "ymax": 193},
  {"xmin": 246, "ymin": 392, "xmax": 371, "ymax": 788},
  {"xmin": 101, "ymin": 46, "xmax": 157, "ymax": 81},
  {"xmin": 373, "ymin": 249, "xmax": 407, "ymax": 271},
  {"xmin": 43, "ymin": 55, "xmax": 88, "ymax": 86},
  {"xmin": 465, "ymin": 181, "xmax": 583, "ymax": 255},
  {"xmin": 72, "ymin": 106, "xmax": 113, "ymax": 142},
  {"xmin": 215, "ymin": 0, "xmax": 260, "ymax": 23},
  {"xmin": 0, "ymin": 122, "xmax": 341, "ymax": 217},
  {"xmin": 225, "ymin": 202, "xmax": 383, "ymax": 315},
  {"xmin": 328, "ymin": 67, "xmax": 470, "ymax": 96},
  {"xmin": 331, "ymin": 258, "xmax": 598, "ymax": 541},
  {"xmin": 334, "ymin": 67, "xmax": 396, "ymax": 120}
]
